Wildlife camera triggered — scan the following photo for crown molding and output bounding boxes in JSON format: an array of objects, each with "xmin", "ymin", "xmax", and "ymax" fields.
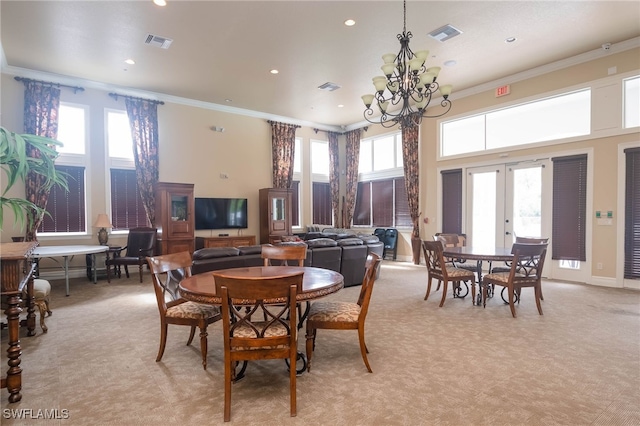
[{"xmin": 3, "ymin": 37, "xmax": 638, "ymax": 134}]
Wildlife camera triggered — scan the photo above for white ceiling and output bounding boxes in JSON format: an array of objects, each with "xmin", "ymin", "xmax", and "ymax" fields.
[{"xmin": 2, "ymin": 1, "xmax": 639, "ymax": 130}]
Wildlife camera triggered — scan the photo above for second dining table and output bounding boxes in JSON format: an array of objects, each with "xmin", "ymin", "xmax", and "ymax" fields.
[
  {"xmin": 179, "ymin": 265, "xmax": 345, "ymax": 373},
  {"xmin": 442, "ymin": 246, "xmax": 513, "ymax": 306}
]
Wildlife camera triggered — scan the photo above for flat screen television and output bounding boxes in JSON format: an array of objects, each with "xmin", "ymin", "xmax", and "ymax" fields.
[{"xmin": 194, "ymin": 197, "xmax": 248, "ymax": 230}]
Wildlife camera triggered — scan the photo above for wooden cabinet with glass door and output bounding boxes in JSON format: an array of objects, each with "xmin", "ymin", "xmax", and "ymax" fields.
[
  {"xmin": 155, "ymin": 182, "xmax": 195, "ymax": 254},
  {"xmin": 259, "ymin": 188, "xmax": 292, "ymax": 244}
]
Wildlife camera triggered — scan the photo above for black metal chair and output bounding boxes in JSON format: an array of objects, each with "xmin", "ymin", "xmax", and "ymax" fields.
[{"xmin": 106, "ymin": 227, "xmax": 157, "ymax": 283}]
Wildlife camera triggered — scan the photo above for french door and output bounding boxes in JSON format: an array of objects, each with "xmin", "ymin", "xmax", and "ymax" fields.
[{"xmin": 465, "ymin": 160, "xmax": 550, "ymax": 249}]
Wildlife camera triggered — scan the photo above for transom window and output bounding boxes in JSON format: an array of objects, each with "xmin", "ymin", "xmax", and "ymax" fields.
[
  {"xmin": 441, "ymin": 89, "xmax": 591, "ymax": 157},
  {"xmin": 624, "ymin": 76, "xmax": 640, "ymax": 128}
]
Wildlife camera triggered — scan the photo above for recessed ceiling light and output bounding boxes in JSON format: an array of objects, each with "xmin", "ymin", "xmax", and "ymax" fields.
[
  {"xmin": 344, "ymin": 19, "xmax": 356, "ymax": 27},
  {"xmin": 153, "ymin": 0, "xmax": 167, "ymax": 6},
  {"xmin": 444, "ymin": 60, "xmax": 457, "ymax": 67},
  {"xmin": 505, "ymin": 37, "xmax": 517, "ymax": 43},
  {"xmin": 124, "ymin": 59, "xmax": 135, "ymax": 65},
  {"xmin": 225, "ymin": 99, "xmax": 232, "ymax": 103},
  {"xmin": 337, "ymin": 104, "xmax": 344, "ymax": 108},
  {"xmin": 270, "ymin": 69, "xmax": 279, "ymax": 74}
]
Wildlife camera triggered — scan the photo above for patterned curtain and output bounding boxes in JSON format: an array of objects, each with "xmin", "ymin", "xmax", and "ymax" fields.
[
  {"xmin": 268, "ymin": 121, "xmax": 300, "ymax": 189},
  {"xmin": 344, "ymin": 129, "xmax": 362, "ymax": 229},
  {"xmin": 23, "ymin": 81, "xmax": 61, "ymax": 241},
  {"xmin": 328, "ymin": 131, "xmax": 340, "ymax": 226},
  {"xmin": 125, "ymin": 98, "xmax": 160, "ymax": 227},
  {"xmin": 401, "ymin": 118, "xmax": 421, "ymax": 240}
]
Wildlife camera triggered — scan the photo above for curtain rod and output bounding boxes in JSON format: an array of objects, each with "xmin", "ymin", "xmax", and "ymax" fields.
[
  {"xmin": 14, "ymin": 76, "xmax": 84, "ymax": 94},
  {"xmin": 108, "ymin": 93, "xmax": 164, "ymax": 105},
  {"xmin": 313, "ymin": 127, "xmax": 368, "ymax": 135}
]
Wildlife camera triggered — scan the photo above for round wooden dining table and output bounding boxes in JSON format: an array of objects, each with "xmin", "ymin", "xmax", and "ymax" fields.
[
  {"xmin": 178, "ymin": 266, "xmax": 344, "ymax": 305},
  {"xmin": 442, "ymin": 246, "xmax": 513, "ymax": 305},
  {"xmin": 179, "ymin": 265, "xmax": 344, "ymax": 374}
]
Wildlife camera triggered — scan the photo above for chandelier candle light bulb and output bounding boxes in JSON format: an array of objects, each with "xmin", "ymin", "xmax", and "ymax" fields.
[{"xmin": 362, "ymin": 0, "xmax": 453, "ymax": 128}]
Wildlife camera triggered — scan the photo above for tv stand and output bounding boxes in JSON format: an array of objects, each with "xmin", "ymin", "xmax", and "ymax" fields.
[{"xmin": 199, "ymin": 235, "xmax": 256, "ymax": 248}]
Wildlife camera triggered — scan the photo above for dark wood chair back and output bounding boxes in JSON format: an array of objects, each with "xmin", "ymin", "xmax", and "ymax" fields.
[
  {"xmin": 147, "ymin": 251, "xmax": 192, "ymax": 315},
  {"xmin": 261, "ymin": 244, "xmax": 307, "ymax": 266},
  {"xmin": 482, "ymin": 242, "xmax": 548, "ymax": 317},
  {"xmin": 421, "ymin": 240, "xmax": 476, "ymax": 307},
  {"xmin": 146, "ymin": 251, "xmax": 221, "ymax": 370},
  {"xmin": 213, "ymin": 271, "xmax": 303, "ymax": 421}
]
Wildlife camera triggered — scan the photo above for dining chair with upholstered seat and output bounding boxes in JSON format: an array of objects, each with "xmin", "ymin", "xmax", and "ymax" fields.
[
  {"xmin": 213, "ymin": 270, "xmax": 303, "ymax": 422},
  {"xmin": 147, "ymin": 251, "xmax": 221, "ymax": 370},
  {"xmin": 435, "ymin": 233, "xmax": 478, "ymax": 275},
  {"xmin": 107, "ymin": 227, "xmax": 157, "ymax": 283},
  {"xmin": 481, "ymin": 242, "xmax": 548, "ymax": 317},
  {"xmin": 305, "ymin": 252, "xmax": 382, "ymax": 373},
  {"xmin": 261, "ymin": 243, "xmax": 308, "ymax": 322},
  {"xmin": 490, "ymin": 237, "xmax": 549, "ymax": 301},
  {"xmin": 261, "ymin": 243, "xmax": 307, "ymax": 266},
  {"xmin": 422, "ymin": 240, "xmax": 476, "ymax": 307}
]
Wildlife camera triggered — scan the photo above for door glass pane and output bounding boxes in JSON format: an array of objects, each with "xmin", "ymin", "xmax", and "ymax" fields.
[
  {"xmin": 471, "ymin": 172, "xmax": 496, "ymax": 248},
  {"xmin": 512, "ymin": 167, "xmax": 542, "ymax": 239}
]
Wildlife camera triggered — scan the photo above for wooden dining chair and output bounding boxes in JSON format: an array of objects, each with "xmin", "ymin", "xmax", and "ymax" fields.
[
  {"xmin": 261, "ymin": 243, "xmax": 307, "ymax": 266},
  {"xmin": 305, "ymin": 253, "xmax": 382, "ymax": 373},
  {"xmin": 147, "ymin": 251, "xmax": 221, "ymax": 370},
  {"xmin": 261, "ymin": 243, "xmax": 308, "ymax": 322},
  {"xmin": 481, "ymin": 243, "xmax": 548, "ymax": 317},
  {"xmin": 490, "ymin": 237, "xmax": 549, "ymax": 301},
  {"xmin": 422, "ymin": 240, "xmax": 476, "ymax": 307},
  {"xmin": 213, "ymin": 271, "xmax": 303, "ymax": 422}
]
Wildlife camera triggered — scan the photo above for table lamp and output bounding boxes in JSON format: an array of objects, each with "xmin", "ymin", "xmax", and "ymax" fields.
[{"xmin": 94, "ymin": 214, "xmax": 113, "ymax": 245}]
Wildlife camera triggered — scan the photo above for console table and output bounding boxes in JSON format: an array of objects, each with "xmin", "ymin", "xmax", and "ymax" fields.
[
  {"xmin": 199, "ymin": 235, "xmax": 256, "ymax": 248},
  {"xmin": 1, "ymin": 241, "xmax": 38, "ymax": 403}
]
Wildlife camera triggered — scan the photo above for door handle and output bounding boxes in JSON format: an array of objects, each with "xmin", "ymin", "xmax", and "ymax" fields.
[{"xmin": 505, "ymin": 231, "xmax": 511, "ymax": 235}]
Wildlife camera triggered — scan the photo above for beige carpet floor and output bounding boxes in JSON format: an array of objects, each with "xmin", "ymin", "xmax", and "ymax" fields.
[{"xmin": 1, "ymin": 261, "xmax": 639, "ymax": 425}]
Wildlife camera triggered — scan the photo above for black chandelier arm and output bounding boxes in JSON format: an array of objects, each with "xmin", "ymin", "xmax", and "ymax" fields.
[
  {"xmin": 362, "ymin": 0, "xmax": 452, "ymax": 128},
  {"xmin": 422, "ymin": 99, "xmax": 453, "ymax": 118}
]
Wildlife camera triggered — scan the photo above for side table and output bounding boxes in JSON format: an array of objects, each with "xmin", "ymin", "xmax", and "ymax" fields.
[{"xmin": 85, "ymin": 246, "xmax": 122, "ymax": 280}]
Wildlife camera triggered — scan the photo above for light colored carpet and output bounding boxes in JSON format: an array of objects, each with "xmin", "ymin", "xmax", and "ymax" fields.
[{"xmin": 1, "ymin": 261, "xmax": 639, "ymax": 425}]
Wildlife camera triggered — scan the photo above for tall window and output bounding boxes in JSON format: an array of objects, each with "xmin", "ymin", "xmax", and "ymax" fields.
[
  {"xmin": 552, "ymin": 154, "xmax": 587, "ymax": 262},
  {"xmin": 311, "ymin": 140, "xmax": 332, "ymax": 225},
  {"xmin": 39, "ymin": 103, "xmax": 88, "ymax": 234},
  {"xmin": 106, "ymin": 109, "xmax": 148, "ymax": 230},
  {"xmin": 39, "ymin": 165, "xmax": 86, "ymax": 233},
  {"xmin": 441, "ymin": 169, "xmax": 463, "ymax": 234},
  {"xmin": 354, "ymin": 132, "xmax": 408, "ymax": 227},
  {"xmin": 291, "ymin": 138, "xmax": 301, "ymax": 227},
  {"xmin": 624, "ymin": 147, "xmax": 640, "ymax": 279}
]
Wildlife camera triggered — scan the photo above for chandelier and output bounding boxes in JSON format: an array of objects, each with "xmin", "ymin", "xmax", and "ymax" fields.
[{"xmin": 362, "ymin": 0, "xmax": 453, "ymax": 128}]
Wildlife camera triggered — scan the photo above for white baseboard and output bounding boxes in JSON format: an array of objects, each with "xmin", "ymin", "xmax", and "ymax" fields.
[{"xmin": 589, "ymin": 275, "xmax": 622, "ymax": 288}]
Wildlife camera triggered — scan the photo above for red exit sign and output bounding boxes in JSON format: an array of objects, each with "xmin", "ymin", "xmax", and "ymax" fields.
[{"xmin": 495, "ymin": 85, "xmax": 510, "ymax": 97}]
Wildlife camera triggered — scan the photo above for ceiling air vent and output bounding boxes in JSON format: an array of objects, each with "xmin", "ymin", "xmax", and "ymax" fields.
[
  {"xmin": 428, "ymin": 24, "xmax": 462, "ymax": 42},
  {"xmin": 318, "ymin": 82, "xmax": 341, "ymax": 92},
  {"xmin": 144, "ymin": 33, "xmax": 173, "ymax": 49}
]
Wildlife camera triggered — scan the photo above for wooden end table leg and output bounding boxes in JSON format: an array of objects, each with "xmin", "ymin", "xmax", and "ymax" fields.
[{"xmin": 4, "ymin": 293, "xmax": 23, "ymax": 403}]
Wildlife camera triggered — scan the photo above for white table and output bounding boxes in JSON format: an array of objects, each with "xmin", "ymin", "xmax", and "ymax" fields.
[{"xmin": 32, "ymin": 245, "xmax": 109, "ymax": 296}]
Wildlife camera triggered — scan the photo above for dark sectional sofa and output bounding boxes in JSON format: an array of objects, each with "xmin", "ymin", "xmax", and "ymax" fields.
[{"xmin": 191, "ymin": 234, "xmax": 383, "ymax": 287}]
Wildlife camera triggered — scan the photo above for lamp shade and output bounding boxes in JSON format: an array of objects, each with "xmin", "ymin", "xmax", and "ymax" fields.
[{"xmin": 94, "ymin": 214, "xmax": 113, "ymax": 228}]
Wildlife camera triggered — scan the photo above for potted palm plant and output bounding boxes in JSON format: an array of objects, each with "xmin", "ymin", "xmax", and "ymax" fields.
[{"xmin": 1, "ymin": 126, "xmax": 68, "ymax": 231}]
